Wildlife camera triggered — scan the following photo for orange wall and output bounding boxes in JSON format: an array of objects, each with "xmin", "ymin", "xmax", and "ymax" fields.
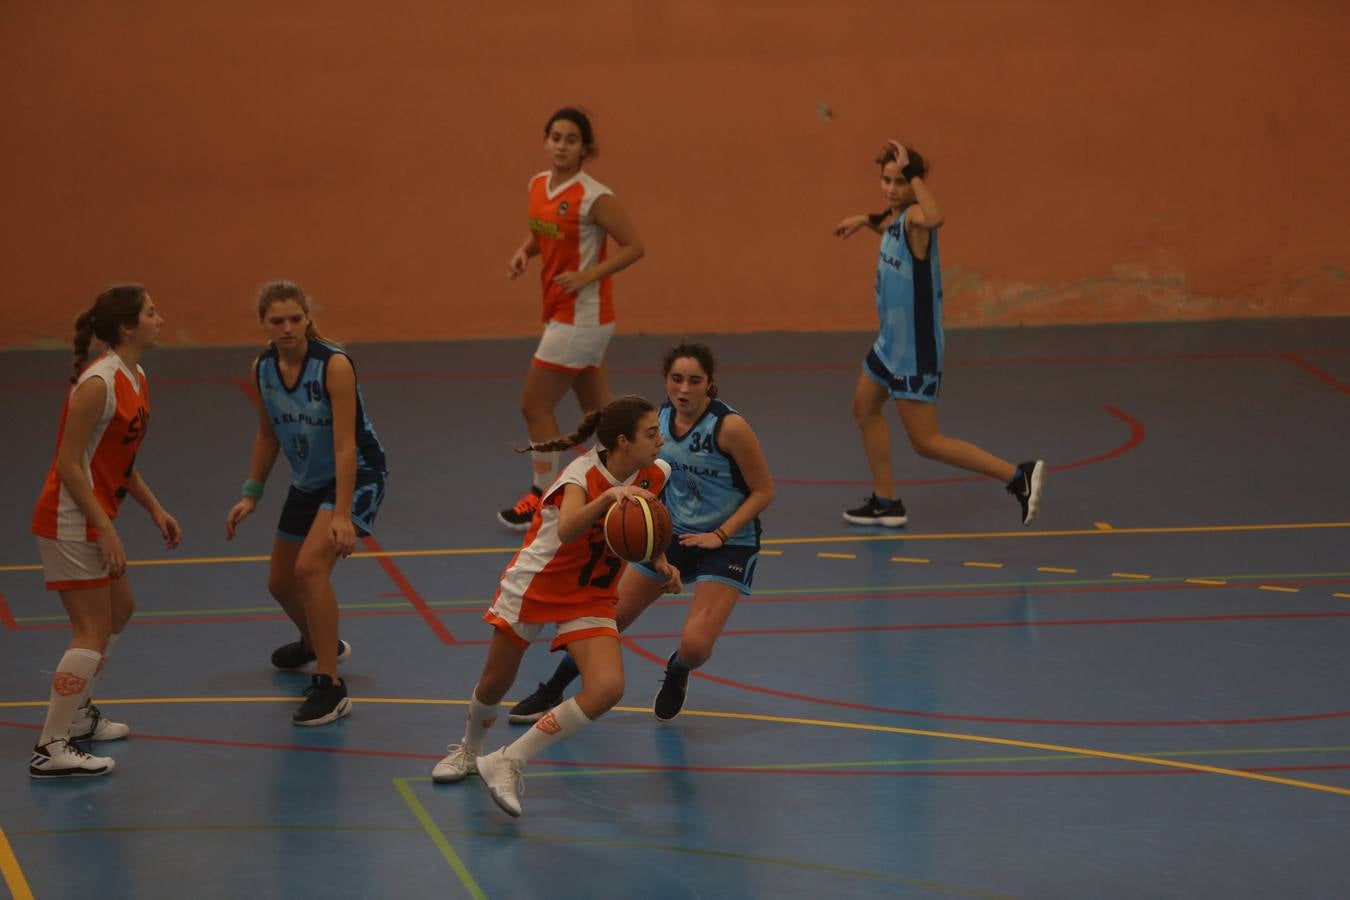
[{"xmin": 3, "ymin": 2, "xmax": 1348, "ymax": 348}]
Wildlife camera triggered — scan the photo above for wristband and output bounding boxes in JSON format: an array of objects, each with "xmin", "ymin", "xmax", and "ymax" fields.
[
  {"xmin": 242, "ymin": 479, "xmax": 265, "ymax": 500},
  {"xmin": 713, "ymin": 527, "xmax": 729, "ymax": 545}
]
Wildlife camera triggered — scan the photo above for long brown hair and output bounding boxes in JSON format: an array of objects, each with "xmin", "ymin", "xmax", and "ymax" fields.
[
  {"xmin": 520, "ymin": 395, "xmax": 654, "ymax": 453},
  {"xmin": 70, "ymin": 284, "xmax": 147, "ymax": 383},
  {"xmin": 662, "ymin": 341, "xmax": 719, "ymax": 399},
  {"xmin": 256, "ymin": 280, "xmax": 337, "ymax": 346}
]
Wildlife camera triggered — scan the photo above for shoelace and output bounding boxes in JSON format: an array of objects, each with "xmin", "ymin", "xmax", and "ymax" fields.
[
  {"xmin": 502, "ymin": 756, "xmax": 525, "ymax": 796},
  {"xmin": 444, "ymin": 743, "xmax": 475, "ymax": 764},
  {"xmin": 512, "ymin": 493, "xmax": 541, "ymax": 515}
]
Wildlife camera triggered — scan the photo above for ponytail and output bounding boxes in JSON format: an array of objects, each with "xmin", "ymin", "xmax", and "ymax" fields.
[
  {"xmin": 69, "ymin": 284, "xmax": 147, "ymax": 383},
  {"xmin": 515, "ymin": 395, "xmax": 654, "ymax": 454}
]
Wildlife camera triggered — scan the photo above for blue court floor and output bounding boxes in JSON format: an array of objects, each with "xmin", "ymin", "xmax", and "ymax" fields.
[{"xmin": 2, "ymin": 319, "xmax": 1349, "ymax": 899}]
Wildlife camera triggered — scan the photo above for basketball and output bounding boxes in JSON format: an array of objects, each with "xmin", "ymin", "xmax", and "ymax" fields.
[{"xmin": 603, "ymin": 495, "xmax": 673, "ymax": 564}]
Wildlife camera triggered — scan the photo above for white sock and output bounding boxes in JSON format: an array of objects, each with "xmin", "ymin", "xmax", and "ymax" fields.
[
  {"xmin": 39, "ymin": 648, "xmax": 102, "ymax": 744},
  {"xmin": 531, "ymin": 450, "xmax": 561, "ymax": 492},
  {"xmin": 83, "ymin": 631, "xmax": 121, "ymax": 708},
  {"xmin": 504, "ymin": 696, "xmax": 591, "ymax": 763},
  {"xmin": 462, "ymin": 688, "xmax": 498, "ymax": 752}
]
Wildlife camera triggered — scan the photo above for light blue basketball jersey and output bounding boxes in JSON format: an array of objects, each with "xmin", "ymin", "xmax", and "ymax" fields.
[
  {"xmin": 256, "ymin": 340, "xmax": 387, "ymax": 492},
  {"xmin": 873, "ymin": 208, "xmax": 944, "ymax": 376},
  {"xmin": 658, "ymin": 399, "xmax": 760, "ymax": 546}
]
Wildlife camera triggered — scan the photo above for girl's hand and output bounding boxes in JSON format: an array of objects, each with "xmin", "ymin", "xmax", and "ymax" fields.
[
  {"xmin": 507, "ymin": 250, "xmax": 529, "ymax": 279},
  {"xmin": 330, "ymin": 517, "xmax": 357, "ymax": 559},
  {"xmin": 97, "ymin": 524, "xmax": 127, "ymax": 578},
  {"xmin": 605, "ymin": 484, "xmax": 657, "ymax": 507},
  {"xmin": 552, "ymin": 270, "xmax": 590, "ymax": 293},
  {"xmin": 887, "ymin": 139, "xmax": 910, "ymax": 170},
  {"xmin": 833, "ymin": 214, "xmax": 869, "ymax": 239},
  {"xmin": 655, "ymin": 559, "xmax": 683, "ymax": 594},
  {"xmin": 225, "ymin": 497, "xmax": 256, "ymax": 540},
  {"xmin": 678, "ymin": 532, "xmax": 724, "ymax": 550},
  {"xmin": 153, "ymin": 508, "xmax": 182, "ymax": 549}
]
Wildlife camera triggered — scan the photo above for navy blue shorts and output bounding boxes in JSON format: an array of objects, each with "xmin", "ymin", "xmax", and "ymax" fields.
[
  {"xmin": 277, "ymin": 471, "xmax": 387, "ymax": 543},
  {"xmin": 863, "ymin": 349, "xmax": 941, "ymax": 403},
  {"xmin": 632, "ymin": 539, "xmax": 759, "ymax": 595}
]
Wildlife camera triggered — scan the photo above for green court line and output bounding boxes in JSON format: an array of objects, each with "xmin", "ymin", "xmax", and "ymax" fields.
[
  {"xmin": 397, "ymin": 777, "xmax": 1011, "ymax": 898},
  {"xmin": 393, "ymin": 778, "xmax": 486, "ymax": 900}
]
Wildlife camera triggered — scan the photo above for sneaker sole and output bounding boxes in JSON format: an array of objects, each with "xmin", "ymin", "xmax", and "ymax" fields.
[
  {"xmin": 842, "ymin": 513, "xmax": 908, "ymax": 528},
  {"xmin": 431, "ymin": 765, "xmax": 477, "ymax": 784},
  {"xmin": 292, "ymin": 697, "xmax": 352, "ymax": 727},
  {"xmin": 30, "ymin": 762, "xmax": 115, "ymax": 779},
  {"xmin": 1023, "ymin": 461, "xmax": 1046, "ymax": 526},
  {"xmin": 69, "ymin": 727, "xmax": 131, "ymax": 742},
  {"xmin": 495, "ymin": 514, "xmax": 531, "ymax": 532}
]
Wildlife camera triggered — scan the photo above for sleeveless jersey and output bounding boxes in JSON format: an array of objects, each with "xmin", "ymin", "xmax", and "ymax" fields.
[
  {"xmin": 32, "ymin": 352, "xmax": 151, "ymax": 542},
  {"xmin": 494, "ymin": 448, "xmax": 671, "ymax": 624},
  {"xmin": 873, "ymin": 208, "xmax": 944, "ymax": 377},
  {"xmin": 255, "ymin": 340, "xmax": 387, "ymax": 492},
  {"xmin": 658, "ymin": 400, "xmax": 760, "ymax": 546},
  {"xmin": 527, "ymin": 170, "xmax": 614, "ymax": 327}
]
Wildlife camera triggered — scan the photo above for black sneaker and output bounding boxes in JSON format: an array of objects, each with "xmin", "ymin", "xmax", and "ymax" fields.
[
  {"xmin": 293, "ymin": 674, "xmax": 351, "ymax": 726},
  {"xmin": 497, "ymin": 487, "xmax": 543, "ymax": 532},
  {"xmin": 842, "ymin": 494, "xmax": 908, "ymax": 527},
  {"xmin": 1007, "ymin": 460, "xmax": 1046, "ymax": 526},
  {"xmin": 653, "ymin": 654, "xmax": 690, "ymax": 721},
  {"xmin": 507, "ymin": 682, "xmax": 564, "ymax": 725},
  {"xmin": 271, "ymin": 639, "xmax": 352, "ymax": 671}
]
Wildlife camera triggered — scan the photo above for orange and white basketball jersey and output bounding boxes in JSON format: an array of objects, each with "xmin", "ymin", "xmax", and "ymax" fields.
[
  {"xmin": 32, "ymin": 352, "xmax": 150, "ymax": 542},
  {"xmin": 492, "ymin": 448, "xmax": 670, "ymax": 624},
  {"xmin": 527, "ymin": 170, "xmax": 615, "ymax": 327}
]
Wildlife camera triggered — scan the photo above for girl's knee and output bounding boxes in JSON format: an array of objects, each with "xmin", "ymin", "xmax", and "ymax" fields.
[{"xmin": 580, "ymin": 674, "xmax": 625, "ymax": 713}]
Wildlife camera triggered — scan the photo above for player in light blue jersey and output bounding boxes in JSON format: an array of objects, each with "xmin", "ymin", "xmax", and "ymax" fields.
[
  {"xmin": 508, "ymin": 342, "xmax": 775, "ymax": 722},
  {"xmin": 834, "ymin": 140, "xmax": 1045, "ymax": 528},
  {"xmin": 226, "ymin": 281, "xmax": 388, "ymax": 727}
]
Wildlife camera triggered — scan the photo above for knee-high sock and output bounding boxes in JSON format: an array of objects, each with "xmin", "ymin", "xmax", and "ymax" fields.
[
  {"xmin": 503, "ymin": 696, "xmax": 591, "ymax": 763},
  {"xmin": 82, "ymin": 632, "xmax": 121, "ymax": 707},
  {"xmin": 462, "ymin": 688, "xmax": 499, "ymax": 752},
  {"xmin": 39, "ymin": 648, "xmax": 102, "ymax": 744},
  {"xmin": 531, "ymin": 450, "xmax": 561, "ymax": 492}
]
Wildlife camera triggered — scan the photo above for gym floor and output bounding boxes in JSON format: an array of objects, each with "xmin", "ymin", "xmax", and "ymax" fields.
[{"xmin": 3, "ymin": 319, "xmax": 1349, "ymax": 899}]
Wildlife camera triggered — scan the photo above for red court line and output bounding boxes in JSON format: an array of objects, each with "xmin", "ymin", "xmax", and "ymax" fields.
[
  {"xmin": 619, "ymin": 638, "xmax": 1350, "ymax": 728},
  {"xmin": 361, "ymin": 535, "xmax": 455, "ymax": 645},
  {"xmin": 0, "ymin": 592, "xmax": 17, "ymax": 630},
  {"xmin": 1282, "ymin": 352, "xmax": 1350, "ymax": 397},
  {"xmin": 778, "ymin": 404, "xmax": 1143, "ymax": 486},
  {"xmin": 0, "ymin": 721, "xmax": 1346, "ymax": 779}
]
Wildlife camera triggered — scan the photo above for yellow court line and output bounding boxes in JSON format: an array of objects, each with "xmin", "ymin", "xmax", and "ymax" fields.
[
  {"xmin": 759, "ymin": 550, "xmax": 784, "ymax": 556},
  {"xmin": 393, "ymin": 779, "xmax": 486, "ymax": 900},
  {"xmin": 1334, "ymin": 593, "xmax": 1350, "ymax": 600},
  {"xmin": 891, "ymin": 557, "xmax": 930, "ymax": 564},
  {"xmin": 1110, "ymin": 572, "xmax": 1151, "ymax": 580},
  {"xmin": 963, "ymin": 561, "xmax": 1003, "ymax": 569},
  {"xmin": 817, "ymin": 553, "xmax": 857, "ymax": 560},
  {"xmin": 1258, "ymin": 585, "xmax": 1299, "ymax": 594},
  {"xmin": 0, "ymin": 823, "xmax": 35, "ymax": 900},
  {"xmin": 1038, "ymin": 566, "xmax": 1077, "ymax": 574},
  {"xmin": 4, "ymin": 520, "xmax": 1350, "ymax": 573},
  {"xmin": 1185, "ymin": 578, "xmax": 1227, "ymax": 586},
  {"xmin": 3, "ymin": 697, "xmax": 1348, "ymax": 798},
  {"xmin": 1093, "ymin": 522, "xmax": 1114, "ymax": 530}
]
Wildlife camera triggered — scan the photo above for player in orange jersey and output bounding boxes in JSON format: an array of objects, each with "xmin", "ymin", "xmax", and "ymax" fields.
[
  {"xmin": 28, "ymin": 285, "xmax": 181, "ymax": 779},
  {"xmin": 435, "ymin": 396, "xmax": 680, "ymax": 816},
  {"xmin": 497, "ymin": 107, "xmax": 647, "ymax": 532}
]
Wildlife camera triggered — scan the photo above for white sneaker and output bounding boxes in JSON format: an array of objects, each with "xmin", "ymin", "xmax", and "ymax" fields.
[
  {"xmin": 475, "ymin": 748, "xmax": 524, "ymax": 817},
  {"xmin": 69, "ymin": 703, "xmax": 131, "ymax": 742},
  {"xmin": 30, "ymin": 738, "xmax": 115, "ymax": 779},
  {"xmin": 431, "ymin": 743, "xmax": 479, "ymax": 783}
]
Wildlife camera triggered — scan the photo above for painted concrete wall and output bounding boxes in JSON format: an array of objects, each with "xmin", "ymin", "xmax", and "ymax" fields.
[{"xmin": 3, "ymin": 1, "xmax": 1347, "ymax": 348}]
